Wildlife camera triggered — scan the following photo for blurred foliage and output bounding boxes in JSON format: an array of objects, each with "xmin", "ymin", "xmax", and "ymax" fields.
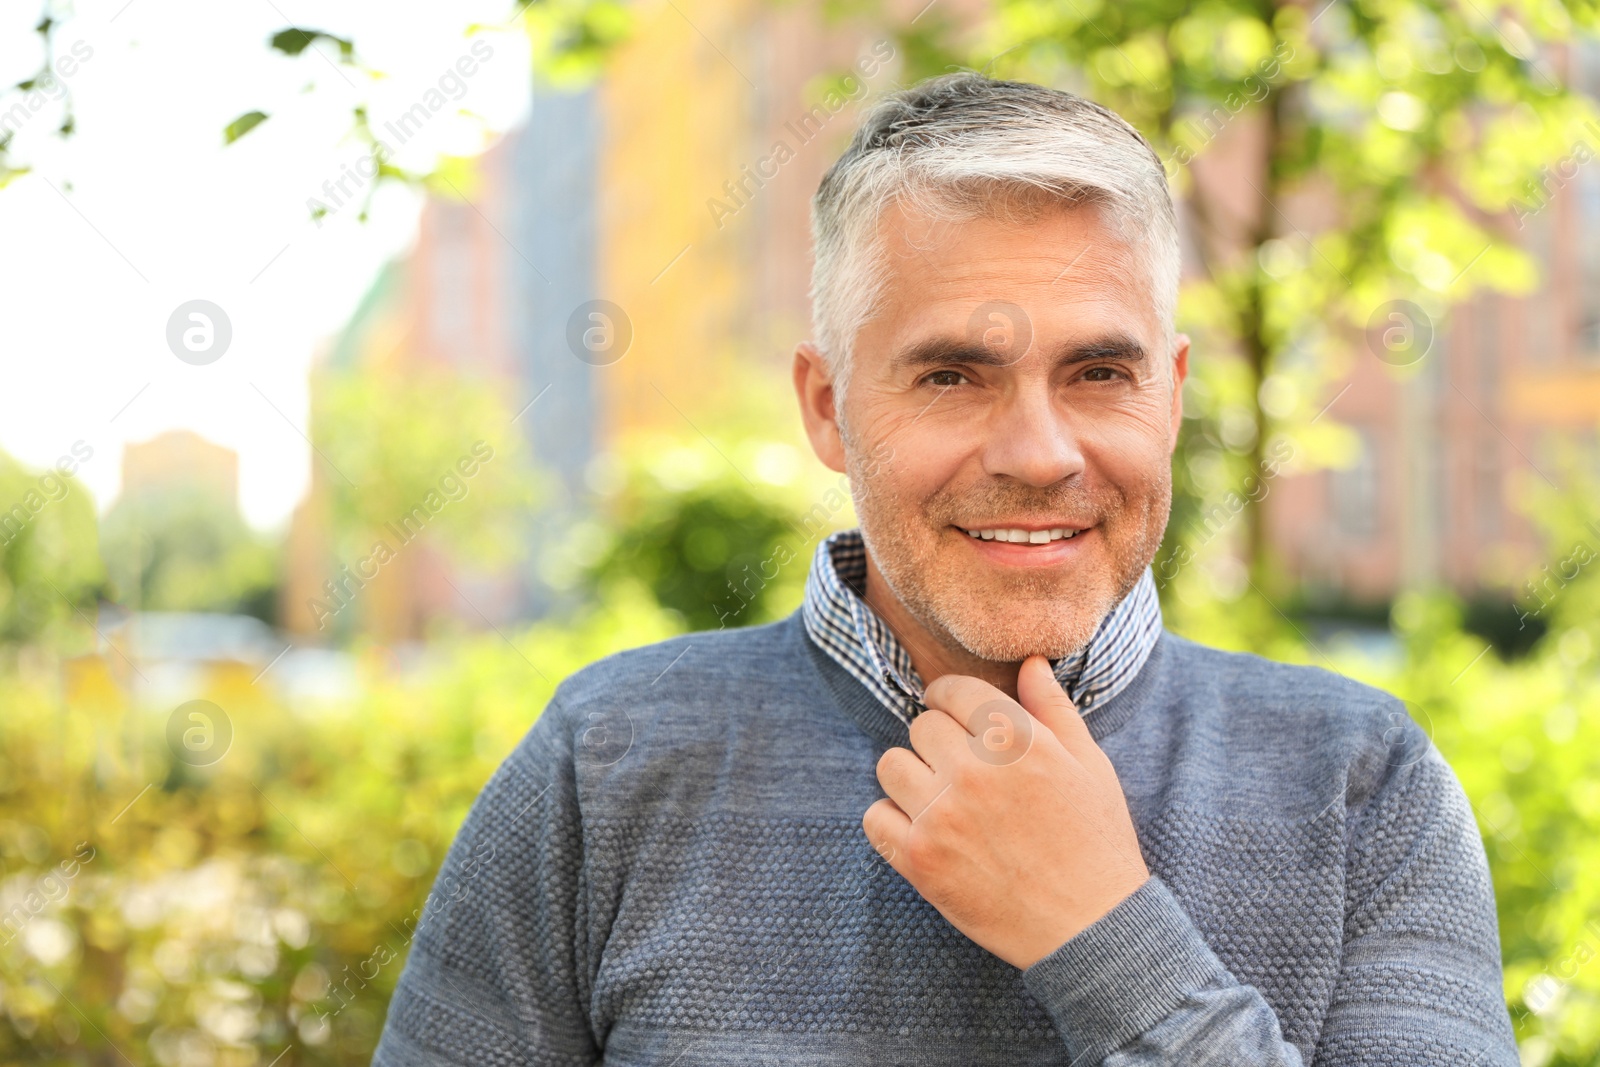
[
  {"xmin": 0, "ymin": 581, "xmax": 681, "ymax": 1066},
  {"xmin": 309, "ymin": 360, "xmax": 545, "ymax": 592},
  {"xmin": 228, "ymin": 1, "xmax": 633, "ymax": 220},
  {"xmin": 0, "ymin": 448, "xmax": 106, "ymax": 646},
  {"xmin": 580, "ymin": 446, "xmax": 807, "ymax": 631},
  {"xmin": 99, "ymin": 487, "xmax": 281, "ymax": 624},
  {"xmin": 0, "ymin": 6, "xmax": 80, "ymax": 189}
]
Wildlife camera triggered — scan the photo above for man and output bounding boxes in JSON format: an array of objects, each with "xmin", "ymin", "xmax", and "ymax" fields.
[{"xmin": 373, "ymin": 73, "xmax": 1520, "ymax": 1065}]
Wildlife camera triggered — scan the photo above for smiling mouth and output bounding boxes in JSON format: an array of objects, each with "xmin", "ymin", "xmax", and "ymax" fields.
[{"xmin": 955, "ymin": 525, "xmax": 1087, "ymax": 544}]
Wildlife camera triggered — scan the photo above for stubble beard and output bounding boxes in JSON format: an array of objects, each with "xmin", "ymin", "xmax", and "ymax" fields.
[{"xmin": 843, "ymin": 433, "xmax": 1170, "ymax": 665}]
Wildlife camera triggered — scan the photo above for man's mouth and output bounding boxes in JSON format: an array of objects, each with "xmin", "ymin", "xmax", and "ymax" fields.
[{"xmin": 955, "ymin": 524, "xmax": 1086, "ymax": 544}]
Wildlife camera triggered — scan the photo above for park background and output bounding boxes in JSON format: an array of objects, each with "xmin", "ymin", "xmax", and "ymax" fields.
[{"xmin": 4, "ymin": 0, "xmax": 1600, "ymax": 1062}]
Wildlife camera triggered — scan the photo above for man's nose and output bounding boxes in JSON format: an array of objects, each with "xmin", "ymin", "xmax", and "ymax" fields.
[{"xmin": 979, "ymin": 385, "xmax": 1086, "ymax": 488}]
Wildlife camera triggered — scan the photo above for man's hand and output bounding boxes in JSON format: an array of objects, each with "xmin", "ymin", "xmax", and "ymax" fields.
[{"xmin": 862, "ymin": 655, "xmax": 1150, "ymax": 970}]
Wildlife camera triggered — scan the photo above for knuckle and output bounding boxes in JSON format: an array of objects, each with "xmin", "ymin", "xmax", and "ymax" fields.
[
  {"xmin": 948, "ymin": 755, "xmax": 982, "ymax": 789},
  {"xmin": 862, "ymin": 799, "xmax": 897, "ymax": 837},
  {"xmin": 875, "ymin": 747, "xmax": 904, "ymax": 783},
  {"xmin": 904, "ymin": 830, "xmax": 943, "ymax": 872}
]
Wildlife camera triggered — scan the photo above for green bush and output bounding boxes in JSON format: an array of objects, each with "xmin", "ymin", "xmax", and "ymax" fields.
[{"xmin": 0, "ymin": 586, "xmax": 680, "ymax": 1066}]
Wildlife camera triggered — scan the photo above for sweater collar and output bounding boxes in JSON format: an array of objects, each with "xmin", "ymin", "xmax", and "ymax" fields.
[{"xmin": 799, "ymin": 527, "xmax": 1163, "ymax": 726}]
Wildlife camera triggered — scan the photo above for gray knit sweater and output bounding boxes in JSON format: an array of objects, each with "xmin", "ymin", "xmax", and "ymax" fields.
[{"xmin": 371, "ymin": 613, "xmax": 1520, "ymax": 1065}]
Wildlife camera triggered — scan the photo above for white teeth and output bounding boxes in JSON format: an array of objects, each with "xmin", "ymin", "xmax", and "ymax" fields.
[{"xmin": 962, "ymin": 526, "xmax": 1081, "ymax": 543}]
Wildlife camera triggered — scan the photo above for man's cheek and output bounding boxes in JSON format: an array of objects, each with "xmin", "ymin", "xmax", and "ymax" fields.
[
  {"xmin": 861, "ymin": 432, "xmax": 968, "ymax": 505},
  {"xmin": 1088, "ymin": 417, "xmax": 1176, "ymax": 482}
]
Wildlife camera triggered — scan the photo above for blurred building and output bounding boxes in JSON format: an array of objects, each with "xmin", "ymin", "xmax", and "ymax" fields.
[
  {"xmin": 120, "ymin": 429, "xmax": 239, "ymax": 512},
  {"xmin": 283, "ymin": 0, "xmax": 954, "ymax": 641},
  {"xmin": 1270, "ymin": 37, "xmax": 1600, "ymax": 605}
]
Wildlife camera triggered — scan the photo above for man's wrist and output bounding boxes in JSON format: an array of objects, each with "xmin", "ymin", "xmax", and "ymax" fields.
[
  {"xmin": 1021, "ymin": 873, "xmax": 1229, "ymax": 1062},
  {"xmin": 1014, "ymin": 868, "xmax": 1152, "ymax": 969}
]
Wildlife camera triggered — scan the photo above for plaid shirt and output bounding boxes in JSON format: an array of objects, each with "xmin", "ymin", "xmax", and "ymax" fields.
[{"xmin": 800, "ymin": 527, "xmax": 1162, "ymax": 724}]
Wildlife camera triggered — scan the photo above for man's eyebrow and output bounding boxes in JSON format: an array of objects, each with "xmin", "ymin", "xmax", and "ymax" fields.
[{"xmin": 889, "ymin": 334, "xmax": 1148, "ymax": 371}]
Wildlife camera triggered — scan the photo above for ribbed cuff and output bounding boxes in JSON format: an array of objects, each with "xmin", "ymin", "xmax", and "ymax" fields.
[{"xmin": 1021, "ymin": 873, "xmax": 1228, "ymax": 1061}]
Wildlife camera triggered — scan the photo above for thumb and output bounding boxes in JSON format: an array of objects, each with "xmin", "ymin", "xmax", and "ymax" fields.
[{"xmin": 1016, "ymin": 654, "xmax": 1093, "ymax": 758}]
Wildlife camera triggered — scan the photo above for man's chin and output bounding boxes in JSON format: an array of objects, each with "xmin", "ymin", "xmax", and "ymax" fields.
[{"xmin": 937, "ymin": 609, "xmax": 1105, "ymax": 665}]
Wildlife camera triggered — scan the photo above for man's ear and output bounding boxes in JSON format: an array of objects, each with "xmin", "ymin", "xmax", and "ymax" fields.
[
  {"xmin": 793, "ymin": 341, "xmax": 847, "ymax": 474},
  {"xmin": 1168, "ymin": 332, "xmax": 1191, "ymax": 454}
]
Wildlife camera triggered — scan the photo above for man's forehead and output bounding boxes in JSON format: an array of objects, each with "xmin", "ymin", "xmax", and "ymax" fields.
[
  {"xmin": 863, "ymin": 197, "xmax": 1160, "ymax": 355},
  {"xmin": 875, "ymin": 194, "xmax": 1126, "ymax": 263}
]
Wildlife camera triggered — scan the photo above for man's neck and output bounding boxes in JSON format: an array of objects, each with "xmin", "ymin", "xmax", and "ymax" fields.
[{"xmin": 860, "ymin": 551, "xmax": 1025, "ymax": 701}]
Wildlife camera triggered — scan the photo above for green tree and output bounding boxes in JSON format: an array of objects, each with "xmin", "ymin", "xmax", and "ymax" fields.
[
  {"xmin": 98, "ymin": 484, "xmax": 281, "ymax": 622},
  {"xmin": 0, "ymin": 447, "xmax": 105, "ymax": 646},
  {"xmin": 307, "ymin": 360, "xmax": 546, "ymax": 629}
]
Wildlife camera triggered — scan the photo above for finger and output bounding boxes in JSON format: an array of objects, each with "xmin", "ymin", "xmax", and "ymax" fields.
[
  {"xmin": 875, "ymin": 746, "xmax": 941, "ymax": 818},
  {"xmin": 907, "ymin": 706, "xmax": 971, "ymax": 773},
  {"xmin": 923, "ymin": 673, "xmax": 1011, "ymax": 734},
  {"xmin": 924, "ymin": 675, "xmax": 1040, "ymax": 769},
  {"xmin": 1016, "ymin": 654, "xmax": 1095, "ymax": 761},
  {"xmin": 862, "ymin": 797, "xmax": 912, "ymax": 876}
]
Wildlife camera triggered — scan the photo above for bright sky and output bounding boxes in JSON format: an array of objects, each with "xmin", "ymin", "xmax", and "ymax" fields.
[{"xmin": 0, "ymin": 0, "xmax": 532, "ymax": 531}]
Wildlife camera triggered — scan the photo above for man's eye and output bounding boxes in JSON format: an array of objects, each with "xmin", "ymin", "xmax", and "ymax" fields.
[
  {"xmin": 1082, "ymin": 366, "xmax": 1124, "ymax": 382},
  {"xmin": 924, "ymin": 370, "xmax": 969, "ymax": 387}
]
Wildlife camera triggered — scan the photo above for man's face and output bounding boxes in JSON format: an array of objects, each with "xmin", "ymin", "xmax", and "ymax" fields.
[{"xmin": 798, "ymin": 197, "xmax": 1188, "ymax": 664}]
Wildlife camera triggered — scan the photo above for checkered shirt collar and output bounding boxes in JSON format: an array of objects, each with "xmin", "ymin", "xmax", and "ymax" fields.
[{"xmin": 800, "ymin": 526, "xmax": 1162, "ymax": 725}]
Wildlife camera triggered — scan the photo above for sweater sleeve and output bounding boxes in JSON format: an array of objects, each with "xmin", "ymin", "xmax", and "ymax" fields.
[
  {"xmin": 372, "ymin": 693, "xmax": 600, "ymax": 1067},
  {"xmin": 1020, "ymin": 738, "xmax": 1521, "ymax": 1065}
]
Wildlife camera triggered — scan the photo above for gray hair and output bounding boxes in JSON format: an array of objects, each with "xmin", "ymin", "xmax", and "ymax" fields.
[{"xmin": 808, "ymin": 72, "xmax": 1180, "ymax": 405}]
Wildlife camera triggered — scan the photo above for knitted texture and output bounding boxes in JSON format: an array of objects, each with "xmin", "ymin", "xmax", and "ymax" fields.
[{"xmin": 371, "ymin": 612, "xmax": 1520, "ymax": 1066}]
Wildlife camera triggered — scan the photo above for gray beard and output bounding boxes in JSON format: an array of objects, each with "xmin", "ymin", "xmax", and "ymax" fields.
[{"xmin": 843, "ymin": 440, "xmax": 1167, "ymax": 665}]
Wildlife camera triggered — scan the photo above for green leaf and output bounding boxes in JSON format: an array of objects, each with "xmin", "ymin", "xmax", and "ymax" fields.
[
  {"xmin": 270, "ymin": 27, "xmax": 355, "ymax": 61},
  {"xmin": 270, "ymin": 27, "xmax": 317, "ymax": 55},
  {"xmin": 223, "ymin": 110, "xmax": 269, "ymax": 144}
]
